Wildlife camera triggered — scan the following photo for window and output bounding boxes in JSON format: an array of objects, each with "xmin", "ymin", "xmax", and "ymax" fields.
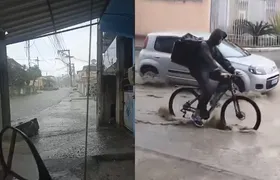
[
  {"xmin": 238, "ymin": 0, "xmax": 248, "ymax": 9},
  {"xmin": 266, "ymin": 0, "xmax": 276, "ymax": 10},
  {"xmin": 154, "ymin": 36, "xmax": 180, "ymax": 54},
  {"xmin": 218, "ymin": 39, "xmax": 250, "ymax": 58}
]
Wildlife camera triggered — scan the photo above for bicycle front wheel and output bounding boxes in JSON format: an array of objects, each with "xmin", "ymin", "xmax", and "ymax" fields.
[{"xmin": 220, "ymin": 96, "xmax": 261, "ymax": 130}]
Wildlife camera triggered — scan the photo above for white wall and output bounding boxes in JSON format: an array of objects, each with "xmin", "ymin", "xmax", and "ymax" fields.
[
  {"xmin": 247, "ymin": 0, "xmax": 266, "ymax": 22},
  {"xmin": 211, "ymin": 0, "xmax": 274, "ymax": 33}
]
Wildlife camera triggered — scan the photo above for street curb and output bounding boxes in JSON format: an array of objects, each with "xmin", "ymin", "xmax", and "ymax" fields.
[
  {"xmin": 91, "ymin": 152, "xmax": 135, "ymax": 162},
  {"xmin": 244, "ymin": 47, "xmax": 280, "ymax": 52}
]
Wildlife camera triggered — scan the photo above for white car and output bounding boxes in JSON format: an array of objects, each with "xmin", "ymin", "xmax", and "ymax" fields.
[{"xmin": 138, "ymin": 32, "xmax": 279, "ymax": 93}]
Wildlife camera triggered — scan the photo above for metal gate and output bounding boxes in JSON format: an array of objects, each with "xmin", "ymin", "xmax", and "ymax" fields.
[{"xmin": 210, "ymin": 0, "xmax": 280, "ymax": 47}]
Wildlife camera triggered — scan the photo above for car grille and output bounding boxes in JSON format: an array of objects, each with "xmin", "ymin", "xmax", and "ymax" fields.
[{"xmin": 266, "ymin": 75, "xmax": 279, "ymax": 89}]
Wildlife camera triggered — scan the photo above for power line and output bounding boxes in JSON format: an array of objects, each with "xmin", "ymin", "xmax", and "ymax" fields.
[
  {"xmin": 73, "ymin": 57, "xmax": 88, "ymax": 62},
  {"xmin": 34, "ymin": 42, "xmax": 46, "ymax": 61}
]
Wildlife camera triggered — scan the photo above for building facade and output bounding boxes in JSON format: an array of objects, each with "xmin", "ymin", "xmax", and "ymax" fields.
[
  {"xmin": 76, "ymin": 65, "xmax": 97, "ymax": 96},
  {"xmin": 135, "ymin": 0, "xmax": 212, "ymax": 49},
  {"xmin": 210, "ymin": 0, "xmax": 280, "ymax": 33}
]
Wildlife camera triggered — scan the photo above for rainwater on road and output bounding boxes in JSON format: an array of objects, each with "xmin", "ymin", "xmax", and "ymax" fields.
[
  {"xmin": 10, "ymin": 87, "xmax": 71, "ymax": 122},
  {"xmin": 135, "ymin": 81, "xmax": 280, "ymax": 180}
]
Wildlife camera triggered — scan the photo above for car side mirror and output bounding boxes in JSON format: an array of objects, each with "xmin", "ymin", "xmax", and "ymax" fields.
[{"xmin": 0, "ymin": 126, "xmax": 52, "ymax": 180}]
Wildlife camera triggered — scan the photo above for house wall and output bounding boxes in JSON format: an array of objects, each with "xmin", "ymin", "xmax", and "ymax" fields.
[
  {"xmin": 135, "ymin": 0, "xmax": 211, "ymax": 48},
  {"xmin": 76, "ymin": 70, "xmax": 97, "ymax": 96},
  {"xmin": 211, "ymin": 0, "xmax": 280, "ymax": 33}
]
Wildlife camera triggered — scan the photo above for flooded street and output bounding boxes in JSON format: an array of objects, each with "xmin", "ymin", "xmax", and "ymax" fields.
[
  {"xmin": 135, "ymin": 83, "xmax": 280, "ymax": 179},
  {"xmin": 10, "ymin": 88, "xmax": 71, "ymax": 123},
  {"xmin": 12, "ymin": 91, "xmax": 134, "ymax": 179}
]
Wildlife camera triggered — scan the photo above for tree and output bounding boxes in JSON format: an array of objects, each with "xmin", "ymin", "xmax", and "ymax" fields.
[
  {"xmin": 237, "ymin": 19, "xmax": 275, "ymax": 45},
  {"xmin": 270, "ymin": 13, "xmax": 280, "ymax": 43},
  {"xmin": 7, "ymin": 58, "xmax": 27, "ymax": 93},
  {"xmin": 44, "ymin": 77, "xmax": 56, "ymax": 88},
  {"xmin": 27, "ymin": 65, "xmax": 42, "ymax": 86}
]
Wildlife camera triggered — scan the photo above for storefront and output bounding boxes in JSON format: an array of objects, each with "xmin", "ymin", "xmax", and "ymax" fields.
[{"xmin": 99, "ymin": 0, "xmax": 134, "ymax": 134}]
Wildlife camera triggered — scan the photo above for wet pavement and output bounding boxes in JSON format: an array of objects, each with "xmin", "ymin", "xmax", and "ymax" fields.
[
  {"xmin": 3, "ymin": 91, "xmax": 134, "ymax": 179},
  {"xmin": 254, "ymin": 51, "xmax": 280, "ymax": 67},
  {"xmin": 10, "ymin": 87, "xmax": 71, "ymax": 122},
  {"xmin": 136, "ymin": 148, "xmax": 258, "ymax": 180},
  {"xmin": 135, "ymin": 84, "xmax": 280, "ymax": 180}
]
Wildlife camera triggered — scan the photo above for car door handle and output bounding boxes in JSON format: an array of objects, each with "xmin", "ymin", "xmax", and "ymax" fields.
[{"xmin": 154, "ymin": 56, "xmax": 160, "ymax": 59}]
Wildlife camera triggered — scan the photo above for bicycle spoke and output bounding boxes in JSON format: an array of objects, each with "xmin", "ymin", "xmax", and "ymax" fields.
[
  {"xmin": 169, "ymin": 88, "xmax": 199, "ymax": 119},
  {"xmin": 222, "ymin": 97, "xmax": 260, "ymax": 130}
]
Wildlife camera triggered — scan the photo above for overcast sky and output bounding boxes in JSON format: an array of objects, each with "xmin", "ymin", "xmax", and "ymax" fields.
[{"xmin": 6, "ymin": 21, "xmax": 115, "ymax": 77}]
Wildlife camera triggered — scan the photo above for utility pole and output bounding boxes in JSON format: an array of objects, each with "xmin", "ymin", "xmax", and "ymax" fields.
[
  {"xmin": 57, "ymin": 50, "xmax": 73, "ymax": 87},
  {"xmin": 26, "ymin": 40, "xmax": 31, "ymax": 68},
  {"xmin": 72, "ymin": 63, "xmax": 75, "ymax": 84},
  {"xmin": 68, "ymin": 51, "xmax": 72, "ymax": 87},
  {"xmin": 35, "ymin": 57, "xmax": 39, "ymax": 67}
]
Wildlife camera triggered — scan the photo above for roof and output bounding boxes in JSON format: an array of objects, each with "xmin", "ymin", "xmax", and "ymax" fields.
[
  {"xmin": 0, "ymin": 0, "xmax": 108, "ymax": 45},
  {"xmin": 7, "ymin": 57, "xmax": 24, "ymax": 69},
  {"xmin": 100, "ymin": 0, "xmax": 134, "ymax": 38},
  {"xmin": 77, "ymin": 65, "xmax": 97, "ymax": 73},
  {"xmin": 147, "ymin": 31, "xmax": 211, "ymax": 39}
]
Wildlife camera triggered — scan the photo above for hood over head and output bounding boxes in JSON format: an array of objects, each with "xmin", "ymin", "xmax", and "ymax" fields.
[{"xmin": 207, "ymin": 28, "xmax": 227, "ymax": 46}]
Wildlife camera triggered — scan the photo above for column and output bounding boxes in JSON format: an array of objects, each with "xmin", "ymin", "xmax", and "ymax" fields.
[
  {"xmin": 96, "ymin": 23, "xmax": 105, "ymax": 127},
  {"xmin": 115, "ymin": 36, "xmax": 125, "ymax": 127},
  {"xmin": 0, "ymin": 29, "xmax": 11, "ymax": 130}
]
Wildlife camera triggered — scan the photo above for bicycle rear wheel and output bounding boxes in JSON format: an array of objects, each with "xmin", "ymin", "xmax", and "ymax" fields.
[
  {"xmin": 169, "ymin": 87, "xmax": 200, "ymax": 118},
  {"xmin": 220, "ymin": 96, "xmax": 261, "ymax": 130}
]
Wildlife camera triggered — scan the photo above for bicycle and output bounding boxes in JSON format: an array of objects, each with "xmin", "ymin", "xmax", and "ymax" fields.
[{"xmin": 168, "ymin": 74, "xmax": 261, "ymax": 130}]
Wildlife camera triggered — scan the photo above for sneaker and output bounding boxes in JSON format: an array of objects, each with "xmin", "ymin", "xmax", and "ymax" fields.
[{"xmin": 191, "ymin": 114, "xmax": 204, "ymax": 127}]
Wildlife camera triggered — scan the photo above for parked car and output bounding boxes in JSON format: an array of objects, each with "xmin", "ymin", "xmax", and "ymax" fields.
[{"xmin": 138, "ymin": 32, "xmax": 279, "ymax": 93}]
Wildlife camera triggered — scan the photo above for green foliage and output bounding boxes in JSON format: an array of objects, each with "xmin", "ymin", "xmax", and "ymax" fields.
[
  {"xmin": 238, "ymin": 20, "xmax": 275, "ymax": 36},
  {"xmin": 7, "ymin": 58, "xmax": 27, "ymax": 88},
  {"xmin": 270, "ymin": 13, "xmax": 280, "ymax": 34},
  {"xmin": 234, "ymin": 19, "xmax": 275, "ymax": 45},
  {"xmin": 26, "ymin": 65, "xmax": 42, "ymax": 86}
]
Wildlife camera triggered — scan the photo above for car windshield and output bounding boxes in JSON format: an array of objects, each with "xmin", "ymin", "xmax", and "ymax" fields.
[{"xmin": 218, "ymin": 39, "xmax": 251, "ymax": 58}]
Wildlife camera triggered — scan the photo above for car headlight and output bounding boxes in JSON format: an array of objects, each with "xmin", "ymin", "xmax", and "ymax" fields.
[{"xmin": 248, "ymin": 65, "xmax": 266, "ymax": 75}]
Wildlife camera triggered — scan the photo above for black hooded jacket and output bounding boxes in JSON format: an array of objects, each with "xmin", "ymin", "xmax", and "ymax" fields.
[{"xmin": 190, "ymin": 29, "xmax": 235, "ymax": 74}]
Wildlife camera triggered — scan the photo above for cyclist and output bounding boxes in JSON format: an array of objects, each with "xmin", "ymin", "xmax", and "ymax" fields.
[{"xmin": 185, "ymin": 28, "xmax": 236, "ymax": 128}]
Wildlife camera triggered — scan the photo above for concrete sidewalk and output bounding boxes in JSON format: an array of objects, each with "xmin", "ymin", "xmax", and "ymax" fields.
[
  {"xmin": 136, "ymin": 147, "xmax": 258, "ymax": 180},
  {"xmin": 135, "ymin": 85, "xmax": 280, "ymax": 180},
  {"xmin": 1, "ymin": 91, "xmax": 134, "ymax": 179}
]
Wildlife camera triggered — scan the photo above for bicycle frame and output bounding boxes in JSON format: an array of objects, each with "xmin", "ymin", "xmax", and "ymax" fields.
[{"xmin": 183, "ymin": 77, "xmax": 241, "ymax": 115}]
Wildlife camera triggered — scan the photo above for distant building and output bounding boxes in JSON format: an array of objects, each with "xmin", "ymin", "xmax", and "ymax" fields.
[
  {"xmin": 34, "ymin": 76, "xmax": 57, "ymax": 90},
  {"xmin": 76, "ymin": 65, "xmax": 97, "ymax": 96}
]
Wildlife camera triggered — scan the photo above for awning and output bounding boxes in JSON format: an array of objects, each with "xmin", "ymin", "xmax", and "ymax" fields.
[
  {"xmin": 0, "ymin": 0, "xmax": 108, "ymax": 45},
  {"xmin": 100, "ymin": 0, "xmax": 134, "ymax": 38}
]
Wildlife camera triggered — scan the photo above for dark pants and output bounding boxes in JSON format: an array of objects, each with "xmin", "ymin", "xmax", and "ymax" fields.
[
  {"xmin": 190, "ymin": 70, "xmax": 213, "ymax": 117},
  {"xmin": 190, "ymin": 69, "xmax": 228, "ymax": 118}
]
